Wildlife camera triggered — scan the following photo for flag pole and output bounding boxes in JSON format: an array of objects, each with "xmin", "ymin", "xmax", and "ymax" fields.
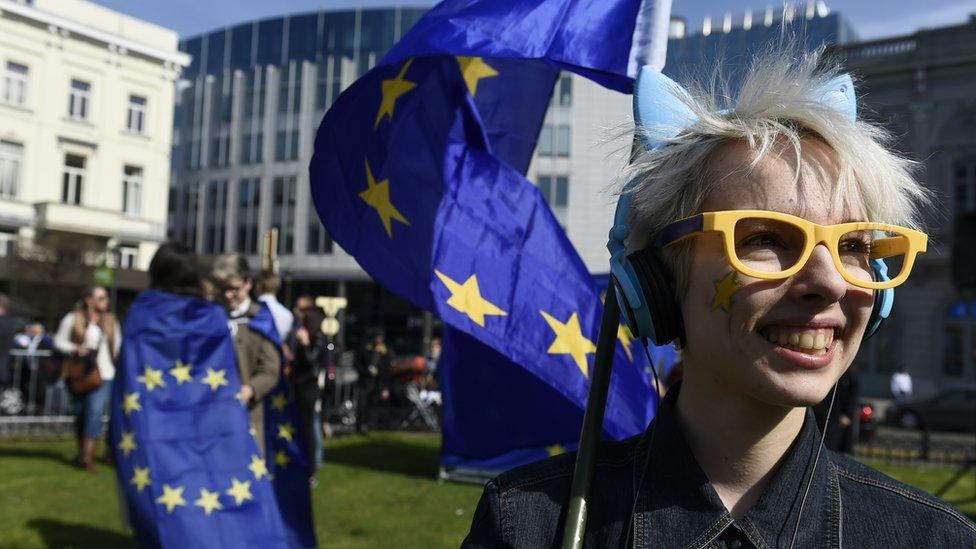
[{"xmin": 561, "ymin": 282, "xmax": 620, "ymax": 549}]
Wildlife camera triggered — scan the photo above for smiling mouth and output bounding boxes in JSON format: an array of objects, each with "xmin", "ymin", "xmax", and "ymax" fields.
[{"xmin": 758, "ymin": 327, "xmax": 837, "ymax": 356}]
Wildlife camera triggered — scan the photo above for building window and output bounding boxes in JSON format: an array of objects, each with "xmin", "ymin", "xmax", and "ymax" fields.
[
  {"xmin": 126, "ymin": 95, "xmax": 147, "ymax": 134},
  {"xmin": 237, "ymin": 178, "xmax": 261, "ymax": 255},
  {"xmin": 271, "ymin": 175, "xmax": 297, "ymax": 254},
  {"xmin": 210, "ymin": 133, "xmax": 229, "ymax": 167},
  {"xmin": 68, "ymin": 79, "xmax": 91, "ymax": 120},
  {"xmin": 204, "ymin": 179, "xmax": 227, "ymax": 253},
  {"xmin": 241, "ymin": 133, "xmax": 263, "ymax": 165},
  {"xmin": 0, "ymin": 140, "xmax": 23, "ymax": 199},
  {"xmin": 118, "ymin": 245, "xmax": 138, "ymax": 269},
  {"xmin": 62, "ymin": 154, "xmax": 85, "ymax": 205},
  {"xmin": 3, "ymin": 62, "xmax": 28, "ymax": 106},
  {"xmin": 275, "ymin": 131, "xmax": 287, "ymax": 162},
  {"xmin": 556, "ymin": 125, "xmax": 571, "ymax": 157},
  {"xmin": 557, "ymin": 74, "xmax": 572, "ymax": 107},
  {"xmin": 307, "ymin": 201, "xmax": 333, "ymax": 254},
  {"xmin": 536, "ymin": 175, "xmax": 569, "ymax": 207},
  {"xmin": 316, "ymin": 56, "xmax": 341, "ymax": 112},
  {"xmin": 0, "ymin": 230, "xmax": 15, "ymax": 258},
  {"xmin": 275, "ymin": 129, "xmax": 301, "ymax": 163},
  {"xmin": 278, "ymin": 63, "xmax": 303, "ymax": 115},
  {"xmin": 122, "ymin": 165, "xmax": 143, "ymax": 216},
  {"xmin": 180, "ymin": 183, "xmax": 199, "ymax": 250},
  {"xmin": 954, "ymin": 160, "xmax": 976, "ymax": 218},
  {"xmin": 539, "ymin": 125, "xmax": 553, "ymax": 156}
]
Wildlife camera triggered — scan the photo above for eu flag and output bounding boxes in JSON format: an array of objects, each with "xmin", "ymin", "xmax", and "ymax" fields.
[
  {"xmin": 249, "ymin": 305, "xmax": 317, "ymax": 549},
  {"xmin": 109, "ymin": 291, "xmax": 288, "ymax": 548},
  {"xmin": 310, "ymin": 0, "xmax": 672, "ymax": 441}
]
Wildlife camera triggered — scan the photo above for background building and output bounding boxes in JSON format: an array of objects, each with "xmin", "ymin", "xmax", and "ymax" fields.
[
  {"xmin": 834, "ymin": 16, "xmax": 976, "ymax": 395},
  {"xmin": 0, "ymin": 0, "xmax": 188, "ymax": 319}
]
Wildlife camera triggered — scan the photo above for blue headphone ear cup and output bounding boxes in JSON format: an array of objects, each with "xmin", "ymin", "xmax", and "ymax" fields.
[
  {"xmin": 628, "ymin": 247, "xmax": 685, "ymax": 346},
  {"xmin": 864, "ymin": 259, "xmax": 894, "ymax": 340}
]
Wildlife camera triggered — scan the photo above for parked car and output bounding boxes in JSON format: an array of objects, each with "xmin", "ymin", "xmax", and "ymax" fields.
[{"xmin": 885, "ymin": 387, "xmax": 976, "ymax": 432}]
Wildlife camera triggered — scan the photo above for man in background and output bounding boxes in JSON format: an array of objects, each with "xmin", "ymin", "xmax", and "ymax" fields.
[
  {"xmin": 891, "ymin": 366, "xmax": 913, "ymax": 404},
  {"xmin": 256, "ymin": 271, "xmax": 293, "ymax": 343}
]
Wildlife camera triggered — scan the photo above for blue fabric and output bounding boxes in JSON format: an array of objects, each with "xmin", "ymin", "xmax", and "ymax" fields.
[
  {"xmin": 73, "ymin": 379, "xmax": 112, "ymax": 439},
  {"xmin": 109, "ymin": 290, "xmax": 288, "ymax": 549},
  {"xmin": 249, "ymin": 305, "xmax": 317, "ymax": 549}
]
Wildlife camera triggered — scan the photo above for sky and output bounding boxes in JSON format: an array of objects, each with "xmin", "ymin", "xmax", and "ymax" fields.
[{"xmin": 91, "ymin": 0, "xmax": 975, "ymax": 41}]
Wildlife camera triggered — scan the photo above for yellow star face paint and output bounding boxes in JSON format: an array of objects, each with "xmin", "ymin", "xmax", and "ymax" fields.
[{"xmin": 710, "ymin": 271, "xmax": 744, "ymax": 313}]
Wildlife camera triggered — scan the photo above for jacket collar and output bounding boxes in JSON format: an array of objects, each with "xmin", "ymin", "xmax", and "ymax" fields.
[{"xmin": 632, "ymin": 383, "xmax": 839, "ymax": 548}]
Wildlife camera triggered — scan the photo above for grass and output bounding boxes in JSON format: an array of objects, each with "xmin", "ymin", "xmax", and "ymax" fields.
[{"xmin": 0, "ymin": 434, "xmax": 972, "ymax": 548}]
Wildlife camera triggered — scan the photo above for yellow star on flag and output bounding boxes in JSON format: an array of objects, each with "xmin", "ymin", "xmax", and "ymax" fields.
[
  {"xmin": 617, "ymin": 323, "xmax": 635, "ymax": 362},
  {"xmin": 200, "ymin": 368, "xmax": 229, "ymax": 392},
  {"xmin": 226, "ymin": 477, "xmax": 254, "ymax": 506},
  {"xmin": 155, "ymin": 484, "xmax": 186, "ymax": 513},
  {"xmin": 434, "ymin": 270, "xmax": 507, "ymax": 327},
  {"xmin": 123, "ymin": 392, "xmax": 141, "ymax": 416},
  {"xmin": 131, "ymin": 466, "xmax": 151, "ymax": 493},
  {"xmin": 275, "ymin": 450, "xmax": 290, "ymax": 469},
  {"xmin": 710, "ymin": 271, "xmax": 744, "ymax": 313},
  {"xmin": 540, "ymin": 311, "xmax": 597, "ymax": 377},
  {"xmin": 270, "ymin": 393, "xmax": 288, "ymax": 411},
  {"xmin": 456, "ymin": 56, "xmax": 499, "ymax": 97},
  {"xmin": 249, "ymin": 454, "xmax": 269, "ymax": 480},
  {"xmin": 277, "ymin": 422, "xmax": 295, "ymax": 442},
  {"xmin": 360, "ymin": 160, "xmax": 410, "ymax": 238},
  {"xmin": 374, "ymin": 58, "xmax": 416, "ymax": 129},
  {"xmin": 194, "ymin": 488, "xmax": 224, "ymax": 517},
  {"xmin": 137, "ymin": 365, "xmax": 166, "ymax": 392},
  {"xmin": 547, "ymin": 444, "xmax": 565, "ymax": 457},
  {"xmin": 170, "ymin": 360, "xmax": 193, "ymax": 384},
  {"xmin": 118, "ymin": 431, "xmax": 138, "ymax": 457}
]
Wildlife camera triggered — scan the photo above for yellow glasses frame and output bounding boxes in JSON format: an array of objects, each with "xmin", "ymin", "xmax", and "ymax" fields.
[{"xmin": 655, "ymin": 210, "xmax": 929, "ymax": 290}]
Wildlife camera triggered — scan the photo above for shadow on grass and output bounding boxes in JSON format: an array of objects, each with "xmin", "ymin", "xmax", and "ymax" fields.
[
  {"xmin": 325, "ymin": 437, "xmax": 440, "ymax": 479},
  {"xmin": 27, "ymin": 519, "xmax": 135, "ymax": 548},
  {"xmin": 0, "ymin": 446, "xmax": 76, "ymax": 468}
]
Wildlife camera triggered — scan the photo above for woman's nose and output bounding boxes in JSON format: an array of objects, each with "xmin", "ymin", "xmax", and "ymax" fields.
[{"xmin": 789, "ymin": 244, "xmax": 848, "ymax": 305}]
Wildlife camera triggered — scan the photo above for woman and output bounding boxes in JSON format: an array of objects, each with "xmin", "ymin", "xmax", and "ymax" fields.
[
  {"xmin": 289, "ymin": 304, "xmax": 327, "ymax": 468},
  {"xmin": 463, "ymin": 50, "xmax": 976, "ymax": 547},
  {"xmin": 55, "ymin": 285, "xmax": 120, "ymax": 471},
  {"xmin": 211, "ymin": 253, "xmax": 281, "ymax": 454}
]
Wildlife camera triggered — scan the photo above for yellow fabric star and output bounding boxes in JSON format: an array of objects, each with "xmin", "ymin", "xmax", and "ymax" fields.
[
  {"xmin": 226, "ymin": 477, "xmax": 254, "ymax": 506},
  {"xmin": 617, "ymin": 324, "xmax": 635, "ymax": 362},
  {"xmin": 130, "ymin": 466, "xmax": 151, "ymax": 493},
  {"xmin": 374, "ymin": 58, "xmax": 416, "ymax": 129},
  {"xmin": 137, "ymin": 365, "xmax": 166, "ymax": 392},
  {"xmin": 710, "ymin": 271, "xmax": 744, "ymax": 313},
  {"xmin": 123, "ymin": 392, "xmax": 141, "ymax": 416},
  {"xmin": 170, "ymin": 360, "xmax": 193, "ymax": 384},
  {"xmin": 248, "ymin": 455, "xmax": 269, "ymax": 480},
  {"xmin": 540, "ymin": 311, "xmax": 597, "ymax": 377},
  {"xmin": 277, "ymin": 422, "xmax": 295, "ymax": 442},
  {"xmin": 359, "ymin": 159, "xmax": 410, "ymax": 238},
  {"xmin": 434, "ymin": 270, "xmax": 507, "ymax": 327},
  {"xmin": 155, "ymin": 484, "xmax": 186, "ymax": 513},
  {"xmin": 547, "ymin": 444, "xmax": 565, "ymax": 457},
  {"xmin": 194, "ymin": 488, "xmax": 224, "ymax": 516},
  {"xmin": 200, "ymin": 368, "xmax": 229, "ymax": 392},
  {"xmin": 118, "ymin": 431, "xmax": 138, "ymax": 457},
  {"xmin": 275, "ymin": 450, "xmax": 290, "ymax": 469},
  {"xmin": 456, "ymin": 56, "xmax": 499, "ymax": 97},
  {"xmin": 270, "ymin": 393, "xmax": 288, "ymax": 411}
]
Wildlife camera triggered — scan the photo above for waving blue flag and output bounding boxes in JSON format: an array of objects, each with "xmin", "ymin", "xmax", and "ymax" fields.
[
  {"xmin": 249, "ymin": 305, "xmax": 317, "ymax": 549},
  {"xmin": 109, "ymin": 291, "xmax": 288, "ymax": 548},
  {"xmin": 310, "ymin": 0, "xmax": 673, "ymax": 441}
]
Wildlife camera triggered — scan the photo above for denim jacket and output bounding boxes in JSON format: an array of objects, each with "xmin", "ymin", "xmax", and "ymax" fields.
[{"xmin": 463, "ymin": 385, "xmax": 976, "ymax": 548}]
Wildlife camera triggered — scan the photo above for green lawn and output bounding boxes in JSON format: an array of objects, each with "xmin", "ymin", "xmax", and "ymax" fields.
[{"xmin": 0, "ymin": 434, "xmax": 972, "ymax": 548}]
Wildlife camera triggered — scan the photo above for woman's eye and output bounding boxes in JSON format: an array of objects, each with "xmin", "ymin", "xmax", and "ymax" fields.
[
  {"xmin": 740, "ymin": 232, "xmax": 783, "ymax": 247},
  {"xmin": 840, "ymin": 239, "xmax": 872, "ymax": 254}
]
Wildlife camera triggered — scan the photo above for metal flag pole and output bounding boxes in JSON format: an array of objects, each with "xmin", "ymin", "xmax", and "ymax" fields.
[{"xmin": 561, "ymin": 282, "xmax": 621, "ymax": 549}]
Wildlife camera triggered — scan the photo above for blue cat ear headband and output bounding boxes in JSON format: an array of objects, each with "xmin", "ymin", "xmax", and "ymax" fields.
[{"xmin": 608, "ymin": 68, "xmax": 893, "ymax": 342}]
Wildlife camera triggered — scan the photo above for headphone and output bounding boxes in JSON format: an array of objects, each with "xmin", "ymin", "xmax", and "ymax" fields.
[{"xmin": 608, "ymin": 67, "xmax": 895, "ymax": 347}]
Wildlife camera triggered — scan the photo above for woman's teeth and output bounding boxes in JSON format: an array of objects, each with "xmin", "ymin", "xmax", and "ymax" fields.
[{"xmin": 762, "ymin": 327, "xmax": 834, "ymax": 355}]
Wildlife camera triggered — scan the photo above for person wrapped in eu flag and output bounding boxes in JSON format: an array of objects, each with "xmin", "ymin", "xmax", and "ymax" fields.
[{"xmin": 108, "ymin": 243, "xmax": 289, "ymax": 548}]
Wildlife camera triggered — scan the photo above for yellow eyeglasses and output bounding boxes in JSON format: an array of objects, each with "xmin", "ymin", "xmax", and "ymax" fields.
[{"xmin": 655, "ymin": 210, "xmax": 928, "ymax": 290}]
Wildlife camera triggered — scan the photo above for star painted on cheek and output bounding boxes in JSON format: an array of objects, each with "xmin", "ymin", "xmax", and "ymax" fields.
[{"xmin": 710, "ymin": 271, "xmax": 744, "ymax": 313}]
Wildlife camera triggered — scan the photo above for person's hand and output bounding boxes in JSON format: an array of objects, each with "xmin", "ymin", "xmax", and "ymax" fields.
[
  {"xmin": 240, "ymin": 384, "xmax": 254, "ymax": 403},
  {"xmin": 380, "ymin": 388, "xmax": 390, "ymax": 400},
  {"xmin": 295, "ymin": 327, "xmax": 310, "ymax": 347},
  {"xmin": 839, "ymin": 414, "xmax": 852, "ymax": 428},
  {"xmin": 368, "ymin": 365, "xmax": 378, "ymax": 377},
  {"xmin": 76, "ymin": 346, "xmax": 90, "ymax": 357}
]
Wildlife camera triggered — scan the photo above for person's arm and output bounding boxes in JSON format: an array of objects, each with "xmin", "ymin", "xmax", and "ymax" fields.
[
  {"xmin": 112, "ymin": 320, "xmax": 122, "ymax": 359},
  {"xmin": 245, "ymin": 334, "xmax": 281, "ymax": 403},
  {"xmin": 461, "ymin": 480, "xmax": 504, "ymax": 548},
  {"xmin": 53, "ymin": 314, "xmax": 77, "ymax": 355}
]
